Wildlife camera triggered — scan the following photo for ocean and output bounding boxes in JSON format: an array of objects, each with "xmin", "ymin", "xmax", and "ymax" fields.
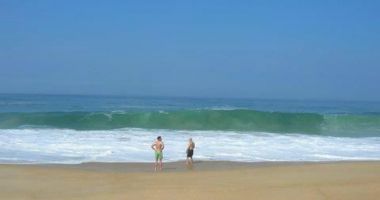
[{"xmin": 1, "ymin": 94, "xmax": 380, "ymax": 164}]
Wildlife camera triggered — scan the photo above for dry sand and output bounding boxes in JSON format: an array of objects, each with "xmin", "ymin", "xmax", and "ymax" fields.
[{"xmin": 1, "ymin": 161, "xmax": 379, "ymax": 200}]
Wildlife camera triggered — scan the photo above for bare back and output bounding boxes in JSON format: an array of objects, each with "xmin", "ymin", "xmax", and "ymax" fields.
[{"xmin": 153, "ymin": 141, "xmax": 164, "ymax": 152}]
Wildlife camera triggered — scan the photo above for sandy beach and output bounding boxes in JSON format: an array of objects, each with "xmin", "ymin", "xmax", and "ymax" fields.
[{"xmin": 1, "ymin": 161, "xmax": 379, "ymax": 200}]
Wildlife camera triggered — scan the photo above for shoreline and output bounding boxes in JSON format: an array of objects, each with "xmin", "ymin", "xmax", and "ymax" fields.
[
  {"xmin": 1, "ymin": 161, "xmax": 380, "ymax": 199},
  {"xmin": 0, "ymin": 160, "xmax": 380, "ymax": 169},
  {"xmin": 2, "ymin": 160, "xmax": 380, "ymax": 173}
]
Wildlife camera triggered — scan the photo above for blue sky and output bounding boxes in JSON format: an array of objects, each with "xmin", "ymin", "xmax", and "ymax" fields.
[{"xmin": 1, "ymin": 0, "xmax": 379, "ymax": 100}]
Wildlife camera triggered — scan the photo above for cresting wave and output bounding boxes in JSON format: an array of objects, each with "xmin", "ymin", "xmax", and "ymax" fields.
[{"xmin": 0, "ymin": 110, "xmax": 380, "ymax": 136}]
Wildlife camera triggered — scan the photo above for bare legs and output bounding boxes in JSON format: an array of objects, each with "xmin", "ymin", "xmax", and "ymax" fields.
[
  {"xmin": 154, "ymin": 159, "xmax": 163, "ymax": 172},
  {"xmin": 154, "ymin": 159, "xmax": 158, "ymax": 172},
  {"xmin": 159, "ymin": 159, "xmax": 163, "ymax": 171},
  {"xmin": 186, "ymin": 157, "xmax": 193, "ymax": 169}
]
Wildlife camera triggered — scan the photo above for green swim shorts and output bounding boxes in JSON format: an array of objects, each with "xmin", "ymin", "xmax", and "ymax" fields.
[{"xmin": 155, "ymin": 151, "xmax": 163, "ymax": 160}]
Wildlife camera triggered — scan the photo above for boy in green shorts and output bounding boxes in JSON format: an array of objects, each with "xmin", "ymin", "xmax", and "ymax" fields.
[{"xmin": 151, "ymin": 136, "xmax": 164, "ymax": 171}]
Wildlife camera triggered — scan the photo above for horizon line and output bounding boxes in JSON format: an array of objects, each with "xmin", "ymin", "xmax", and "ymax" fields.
[{"xmin": 1, "ymin": 92, "xmax": 379, "ymax": 103}]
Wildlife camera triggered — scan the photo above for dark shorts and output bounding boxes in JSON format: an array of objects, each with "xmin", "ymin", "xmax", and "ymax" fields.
[{"xmin": 187, "ymin": 149, "xmax": 194, "ymax": 158}]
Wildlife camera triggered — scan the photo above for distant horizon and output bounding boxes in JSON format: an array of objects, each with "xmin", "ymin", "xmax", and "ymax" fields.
[{"xmin": 1, "ymin": 92, "xmax": 379, "ymax": 103}]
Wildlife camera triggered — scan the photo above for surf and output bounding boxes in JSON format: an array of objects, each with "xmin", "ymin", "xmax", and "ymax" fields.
[{"xmin": 1, "ymin": 128, "xmax": 379, "ymax": 164}]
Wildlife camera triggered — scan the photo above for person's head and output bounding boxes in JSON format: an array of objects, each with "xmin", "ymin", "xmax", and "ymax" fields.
[
  {"xmin": 157, "ymin": 136, "xmax": 162, "ymax": 141},
  {"xmin": 189, "ymin": 138, "xmax": 192, "ymax": 142}
]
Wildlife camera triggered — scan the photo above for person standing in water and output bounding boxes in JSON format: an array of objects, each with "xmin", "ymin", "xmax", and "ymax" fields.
[
  {"xmin": 186, "ymin": 138, "xmax": 195, "ymax": 167},
  {"xmin": 151, "ymin": 136, "xmax": 164, "ymax": 171}
]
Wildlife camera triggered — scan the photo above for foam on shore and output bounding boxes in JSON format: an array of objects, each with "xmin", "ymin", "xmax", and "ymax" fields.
[{"xmin": 1, "ymin": 128, "xmax": 379, "ymax": 164}]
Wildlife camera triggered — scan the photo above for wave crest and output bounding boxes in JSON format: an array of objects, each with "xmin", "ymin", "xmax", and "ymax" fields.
[{"xmin": 0, "ymin": 110, "xmax": 380, "ymax": 136}]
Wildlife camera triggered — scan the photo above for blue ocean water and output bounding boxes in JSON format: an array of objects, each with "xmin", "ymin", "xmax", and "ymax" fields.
[
  {"xmin": 0, "ymin": 94, "xmax": 380, "ymax": 163},
  {"xmin": 1, "ymin": 94, "xmax": 380, "ymax": 114}
]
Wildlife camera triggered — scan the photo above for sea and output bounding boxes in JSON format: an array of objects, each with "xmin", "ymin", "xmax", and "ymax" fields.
[{"xmin": 1, "ymin": 94, "xmax": 380, "ymax": 164}]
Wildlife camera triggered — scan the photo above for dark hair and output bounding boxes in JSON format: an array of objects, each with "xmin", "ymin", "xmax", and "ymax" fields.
[{"xmin": 157, "ymin": 136, "xmax": 162, "ymax": 140}]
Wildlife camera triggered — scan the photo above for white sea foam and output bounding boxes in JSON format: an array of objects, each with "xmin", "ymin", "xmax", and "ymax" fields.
[{"xmin": 0, "ymin": 128, "xmax": 379, "ymax": 164}]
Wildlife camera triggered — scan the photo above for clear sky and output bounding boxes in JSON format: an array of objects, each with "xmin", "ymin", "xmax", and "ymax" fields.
[{"xmin": 1, "ymin": 0, "xmax": 379, "ymax": 101}]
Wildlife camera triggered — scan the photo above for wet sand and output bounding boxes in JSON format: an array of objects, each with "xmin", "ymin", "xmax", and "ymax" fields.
[{"xmin": 1, "ymin": 161, "xmax": 379, "ymax": 200}]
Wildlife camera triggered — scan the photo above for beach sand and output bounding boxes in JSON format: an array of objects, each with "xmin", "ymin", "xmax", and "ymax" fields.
[{"xmin": 1, "ymin": 161, "xmax": 379, "ymax": 200}]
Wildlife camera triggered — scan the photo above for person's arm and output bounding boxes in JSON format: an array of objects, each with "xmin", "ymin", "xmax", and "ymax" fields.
[
  {"xmin": 161, "ymin": 142, "xmax": 165, "ymax": 150},
  {"xmin": 151, "ymin": 143, "xmax": 156, "ymax": 151}
]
